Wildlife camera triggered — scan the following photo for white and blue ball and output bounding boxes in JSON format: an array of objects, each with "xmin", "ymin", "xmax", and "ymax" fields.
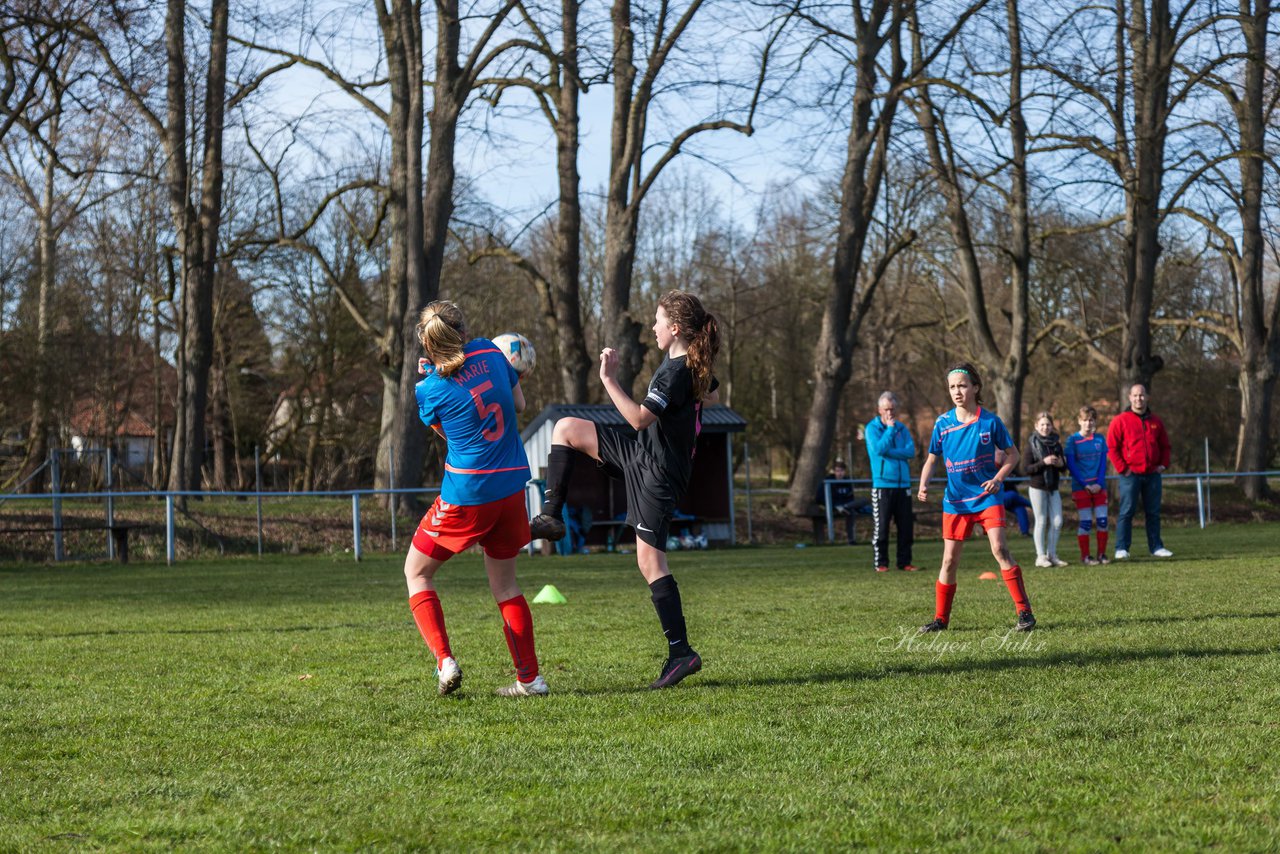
[{"xmin": 493, "ymin": 332, "xmax": 536, "ymax": 375}]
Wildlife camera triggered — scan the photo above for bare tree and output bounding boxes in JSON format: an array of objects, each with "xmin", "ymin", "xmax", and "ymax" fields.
[
  {"xmin": 78, "ymin": 0, "xmax": 233, "ymax": 494},
  {"xmin": 1173, "ymin": 0, "xmax": 1278, "ymax": 497},
  {"xmin": 1035, "ymin": 1, "xmax": 1230, "ymax": 394},
  {"xmin": 906, "ymin": 0, "xmax": 1034, "ymax": 438},
  {"xmin": 467, "ymin": 0, "xmax": 594, "ymax": 403},
  {"xmin": 602, "ymin": 0, "xmax": 774, "ymax": 393},
  {"xmin": 239, "ymin": 1, "xmax": 520, "ymax": 512},
  {"xmin": 785, "ymin": 0, "xmax": 980, "ymax": 516},
  {"xmin": 2, "ymin": 18, "xmax": 120, "ymax": 490}
]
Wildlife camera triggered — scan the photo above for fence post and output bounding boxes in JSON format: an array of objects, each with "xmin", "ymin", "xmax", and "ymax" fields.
[
  {"xmin": 105, "ymin": 447, "xmax": 115, "ymax": 560},
  {"xmin": 389, "ymin": 456, "xmax": 397, "ymax": 551},
  {"xmin": 165, "ymin": 493, "xmax": 175, "ymax": 565},
  {"xmin": 352, "ymin": 493, "xmax": 362, "ymax": 562},
  {"xmin": 51, "ymin": 451, "xmax": 64, "ymax": 562},
  {"xmin": 1204, "ymin": 438, "xmax": 1211, "ymax": 524},
  {"xmin": 1195, "ymin": 477, "xmax": 1205, "ymax": 529},
  {"xmin": 824, "ymin": 480, "xmax": 834, "ymax": 543},
  {"xmin": 254, "ymin": 445, "xmax": 263, "ymax": 557},
  {"xmin": 744, "ymin": 440, "xmax": 753, "ymax": 544},
  {"xmin": 726, "ymin": 435, "xmax": 736, "ymax": 546}
]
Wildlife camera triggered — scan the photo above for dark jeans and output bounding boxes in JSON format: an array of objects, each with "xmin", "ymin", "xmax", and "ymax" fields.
[
  {"xmin": 1116, "ymin": 472, "xmax": 1164, "ymax": 553},
  {"xmin": 871, "ymin": 487, "xmax": 914, "ymax": 568}
]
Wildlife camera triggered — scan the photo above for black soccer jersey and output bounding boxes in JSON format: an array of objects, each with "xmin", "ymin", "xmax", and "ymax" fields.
[{"xmin": 638, "ymin": 354, "xmax": 718, "ymax": 495}]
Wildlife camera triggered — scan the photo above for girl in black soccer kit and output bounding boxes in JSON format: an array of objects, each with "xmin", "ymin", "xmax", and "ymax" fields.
[{"xmin": 530, "ymin": 290, "xmax": 720, "ymax": 689}]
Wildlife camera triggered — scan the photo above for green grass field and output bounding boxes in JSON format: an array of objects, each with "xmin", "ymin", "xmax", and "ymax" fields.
[{"xmin": 3, "ymin": 524, "xmax": 1279, "ymax": 850}]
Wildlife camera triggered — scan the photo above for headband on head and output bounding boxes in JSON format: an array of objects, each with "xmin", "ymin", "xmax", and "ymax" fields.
[{"xmin": 948, "ymin": 368, "xmax": 972, "ymax": 377}]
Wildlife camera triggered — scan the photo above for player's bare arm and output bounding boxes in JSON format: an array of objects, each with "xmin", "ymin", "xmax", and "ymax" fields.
[
  {"xmin": 599, "ymin": 347, "xmax": 657, "ymax": 431},
  {"xmin": 918, "ymin": 453, "xmax": 938, "ymax": 501},
  {"xmin": 982, "ymin": 444, "xmax": 1019, "ymax": 494}
]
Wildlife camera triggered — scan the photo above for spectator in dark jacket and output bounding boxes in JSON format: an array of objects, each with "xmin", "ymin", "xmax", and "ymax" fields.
[
  {"xmin": 815, "ymin": 459, "xmax": 867, "ymax": 544},
  {"xmin": 1106, "ymin": 383, "xmax": 1173, "ymax": 559},
  {"xmin": 1021, "ymin": 412, "xmax": 1068, "ymax": 567}
]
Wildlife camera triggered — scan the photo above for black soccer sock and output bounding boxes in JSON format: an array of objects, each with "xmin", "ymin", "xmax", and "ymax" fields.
[
  {"xmin": 649, "ymin": 574, "xmax": 693, "ymax": 657},
  {"xmin": 541, "ymin": 444, "xmax": 580, "ymax": 516}
]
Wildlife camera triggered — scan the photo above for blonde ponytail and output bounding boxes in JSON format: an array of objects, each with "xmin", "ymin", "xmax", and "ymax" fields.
[{"xmin": 416, "ymin": 300, "xmax": 468, "ymax": 377}]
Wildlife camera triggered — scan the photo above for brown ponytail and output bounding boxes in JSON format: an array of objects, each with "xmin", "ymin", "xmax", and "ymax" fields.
[
  {"xmin": 416, "ymin": 300, "xmax": 468, "ymax": 377},
  {"xmin": 659, "ymin": 290, "xmax": 720, "ymax": 401}
]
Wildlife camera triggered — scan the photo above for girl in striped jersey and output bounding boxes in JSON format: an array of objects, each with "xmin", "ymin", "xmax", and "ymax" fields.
[{"xmin": 1064, "ymin": 405, "xmax": 1110, "ymax": 565}]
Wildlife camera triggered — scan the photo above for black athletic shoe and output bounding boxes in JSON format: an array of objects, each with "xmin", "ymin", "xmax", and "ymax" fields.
[
  {"xmin": 529, "ymin": 513, "xmax": 566, "ymax": 541},
  {"xmin": 649, "ymin": 651, "xmax": 702, "ymax": 689},
  {"xmin": 918, "ymin": 618, "xmax": 948, "ymax": 634},
  {"xmin": 1015, "ymin": 610, "xmax": 1037, "ymax": 632}
]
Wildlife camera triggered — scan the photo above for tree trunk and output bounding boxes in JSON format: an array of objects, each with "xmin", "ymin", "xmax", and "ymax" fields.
[
  {"xmin": 602, "ymin": 0, "xmax": 646, "ymax": 394},
  {"xmin": 23, "ymin": 142, "xmax": 58, "ymax": 492},
  {"xmin": 1118, "ymin": 0, "xmax": 1172, "ymax": 393},
  {"xmin": 388, "ymin": 0, "xmax": 444, "ymax": 516},
  {"xmin": 167, "ymin": 0, "xmax": 228, "ymax": 494},
  {"xmin": 552, "ymin": 0, "xmax": 589, "ymax": 403},
  {"xmin": 1231, "ymin": 0, "xmax": 1274, "ymax": 499},
  {"xmin": 373, "ymin": 0, "xmax": 419, "ymax": 509},
  {"xmin": 787, "ymin": 0, "xmax": 903, "ymax": 516}
]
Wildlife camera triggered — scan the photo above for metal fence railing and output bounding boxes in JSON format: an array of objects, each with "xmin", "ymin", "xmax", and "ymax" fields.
[{"xmin": 804, "ymin": 471, "xmax": 1280, "ymax": 544}]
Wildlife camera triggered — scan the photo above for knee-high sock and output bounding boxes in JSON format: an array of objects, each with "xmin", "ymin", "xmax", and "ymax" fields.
[
  {"xmin": 1077, "ymin": 534, "xmax": 1091, "ymax": 559},
  {"xmin": 1001, "ymin": 566, "xmax": 1031, "ymax": 612},
  {"xmin": 1096, "ymin": 530, "xmax": 1109, "ymax": 556},
  {"xmin": 649, "ymin": 575, "xmax": 693, "ymax": 657},
  {"xmin": 542, "ymin": 444, "xmax": 580, "ymax": 516},
  {"xmin": 409, "ymin": 590, "xmax": 452, "ymax": 665},
  {"xmin": 498, "ymin": 595, "xmax": 539, "ymax": 682},
  {"xmin": 935, "ymin": 581, "xmax": 957, "ymax": 623}
]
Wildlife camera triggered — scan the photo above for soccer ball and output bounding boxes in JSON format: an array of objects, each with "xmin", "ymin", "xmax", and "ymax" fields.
[{"xmin": 493, "ymin": 332, "xmax": 536, "ymax": 375}]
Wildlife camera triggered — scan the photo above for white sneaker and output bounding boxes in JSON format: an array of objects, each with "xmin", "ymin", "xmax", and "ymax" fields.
[
  {"xmin": 436, "ymin": 656, "xmax": 462, "ymax": 696},
  {"xmin": 1153, "ymin": 548, "xmax": 1174, "ymax": 558},
  {"xmin": 1035, "ymin": 556, "xmax": 1052, "ymax": 568},
  {"xmin": 1050, "ymin": 556, "xmax": 1069, "ymax": 567},
  {"xmin": 1114, "ymin": 549, "xmax": 1130, "ymax": 560},
  {"xmin": 497, "ymin": 674, "xmax": 549, "ymax": 697}
]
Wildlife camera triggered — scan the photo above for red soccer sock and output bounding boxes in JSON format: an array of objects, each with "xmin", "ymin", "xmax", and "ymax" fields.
[
  {"xmin": 498, "ymin": 595, "xmax": 539, "ymax": 682},
  {"xmin": 935, "ymin": 581, "xmax": 957, "ymax": 623},
  {"xmin": 1096, "ymin": 531, "xmax": 1109, "ymax": 557},
  {"xmin": 1077, "ymin": 534, "xmax": 1091, "ymax": 560},
  {"xmin": 408, "ymin": 590, "xmax": 452, "ymax": 665},
  {"xmin": 1001, "ymin": 566, "xmax": 1031, "ymax": 612}
]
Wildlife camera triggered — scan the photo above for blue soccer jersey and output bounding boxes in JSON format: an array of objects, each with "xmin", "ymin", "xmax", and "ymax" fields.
[
  {"xmin": 927, "ymin": 407, "xmax": 1014, "ymax": 514},
  {"xmin": 1064, "ymin": 432, "xmax": 1108, "ymax": 492},
  {"xmin": 415, "ymin": 338, "xmax": 531, "ymax": 505}
]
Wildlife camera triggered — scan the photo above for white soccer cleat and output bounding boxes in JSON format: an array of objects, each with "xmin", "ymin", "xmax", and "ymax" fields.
[
  {"xmin": 1050, "ymin": 556, "xmax": 1069, "ymax": 567},
  {"xmin": 1034, "ymin": 556, "xmax": 1052, "ymax": 568},
  {"xmin": 1153, "ymin": 548, "xmax": 1174, "ymax": 558},
  {"xmin": 436, "ymin": 656, "xmax": 462, "ymax": 696},
  {"xmin": 1114, "ymin": 549, "xmax": 1130, "ymax": 560},
  {"xmin": 496, "ymin": 674, "xmax": 549, "ymax": 697}
]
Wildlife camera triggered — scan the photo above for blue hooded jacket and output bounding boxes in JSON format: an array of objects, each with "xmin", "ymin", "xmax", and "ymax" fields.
[{"xmin": 864, "ymin": 417, "xmax": 916, "ymax": 488}]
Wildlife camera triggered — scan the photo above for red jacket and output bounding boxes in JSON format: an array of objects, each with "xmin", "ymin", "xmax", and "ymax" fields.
[{"xmin": 1106, "ymin": 409, "xmax": 1171, "ymax": 475}]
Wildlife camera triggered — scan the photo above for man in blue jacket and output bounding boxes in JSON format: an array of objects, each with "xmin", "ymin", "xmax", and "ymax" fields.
[{"xmin": 865, "ymin": 391, "xmax": 917, "ymax": 572}]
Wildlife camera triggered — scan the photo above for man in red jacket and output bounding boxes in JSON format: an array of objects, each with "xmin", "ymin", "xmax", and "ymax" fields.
[{"xmin": 1106, "ymin": 383, "xmax": 1173, "ymax": 560}]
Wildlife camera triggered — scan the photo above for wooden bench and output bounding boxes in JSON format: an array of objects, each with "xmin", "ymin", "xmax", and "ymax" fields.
[{"xmin": 0, "ymin": 524, "xmax": 142, "ymax": 563}]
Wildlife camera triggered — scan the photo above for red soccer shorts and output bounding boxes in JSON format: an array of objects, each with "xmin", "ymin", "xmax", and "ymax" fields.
[
  {"xmin": 1071, "ymin": 489, "xmax": 1108, "ymax": 510},
  {"xmin": 942, "ymin": 505, "xmax": 1006, "ymax": 541},
  {"xmin": 411, "ymin": 491, "xmax": 531, "ymax": 561}
]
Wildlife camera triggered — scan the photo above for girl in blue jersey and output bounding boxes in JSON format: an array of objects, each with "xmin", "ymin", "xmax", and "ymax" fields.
[
  {"xmin": 916, "ymin": 363, "xmax": 1036, "ymax": 633},
  {"xmin": 403, "ymin": 300, "xmax": 546, "ymax": 698},
  {"xmin": 1064, "ymin": 405, "xmax": 1110, "ymax": 565},
  {"xmin": 529, "ymin": 290, "xmax": 719, "ymax": 689}
]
